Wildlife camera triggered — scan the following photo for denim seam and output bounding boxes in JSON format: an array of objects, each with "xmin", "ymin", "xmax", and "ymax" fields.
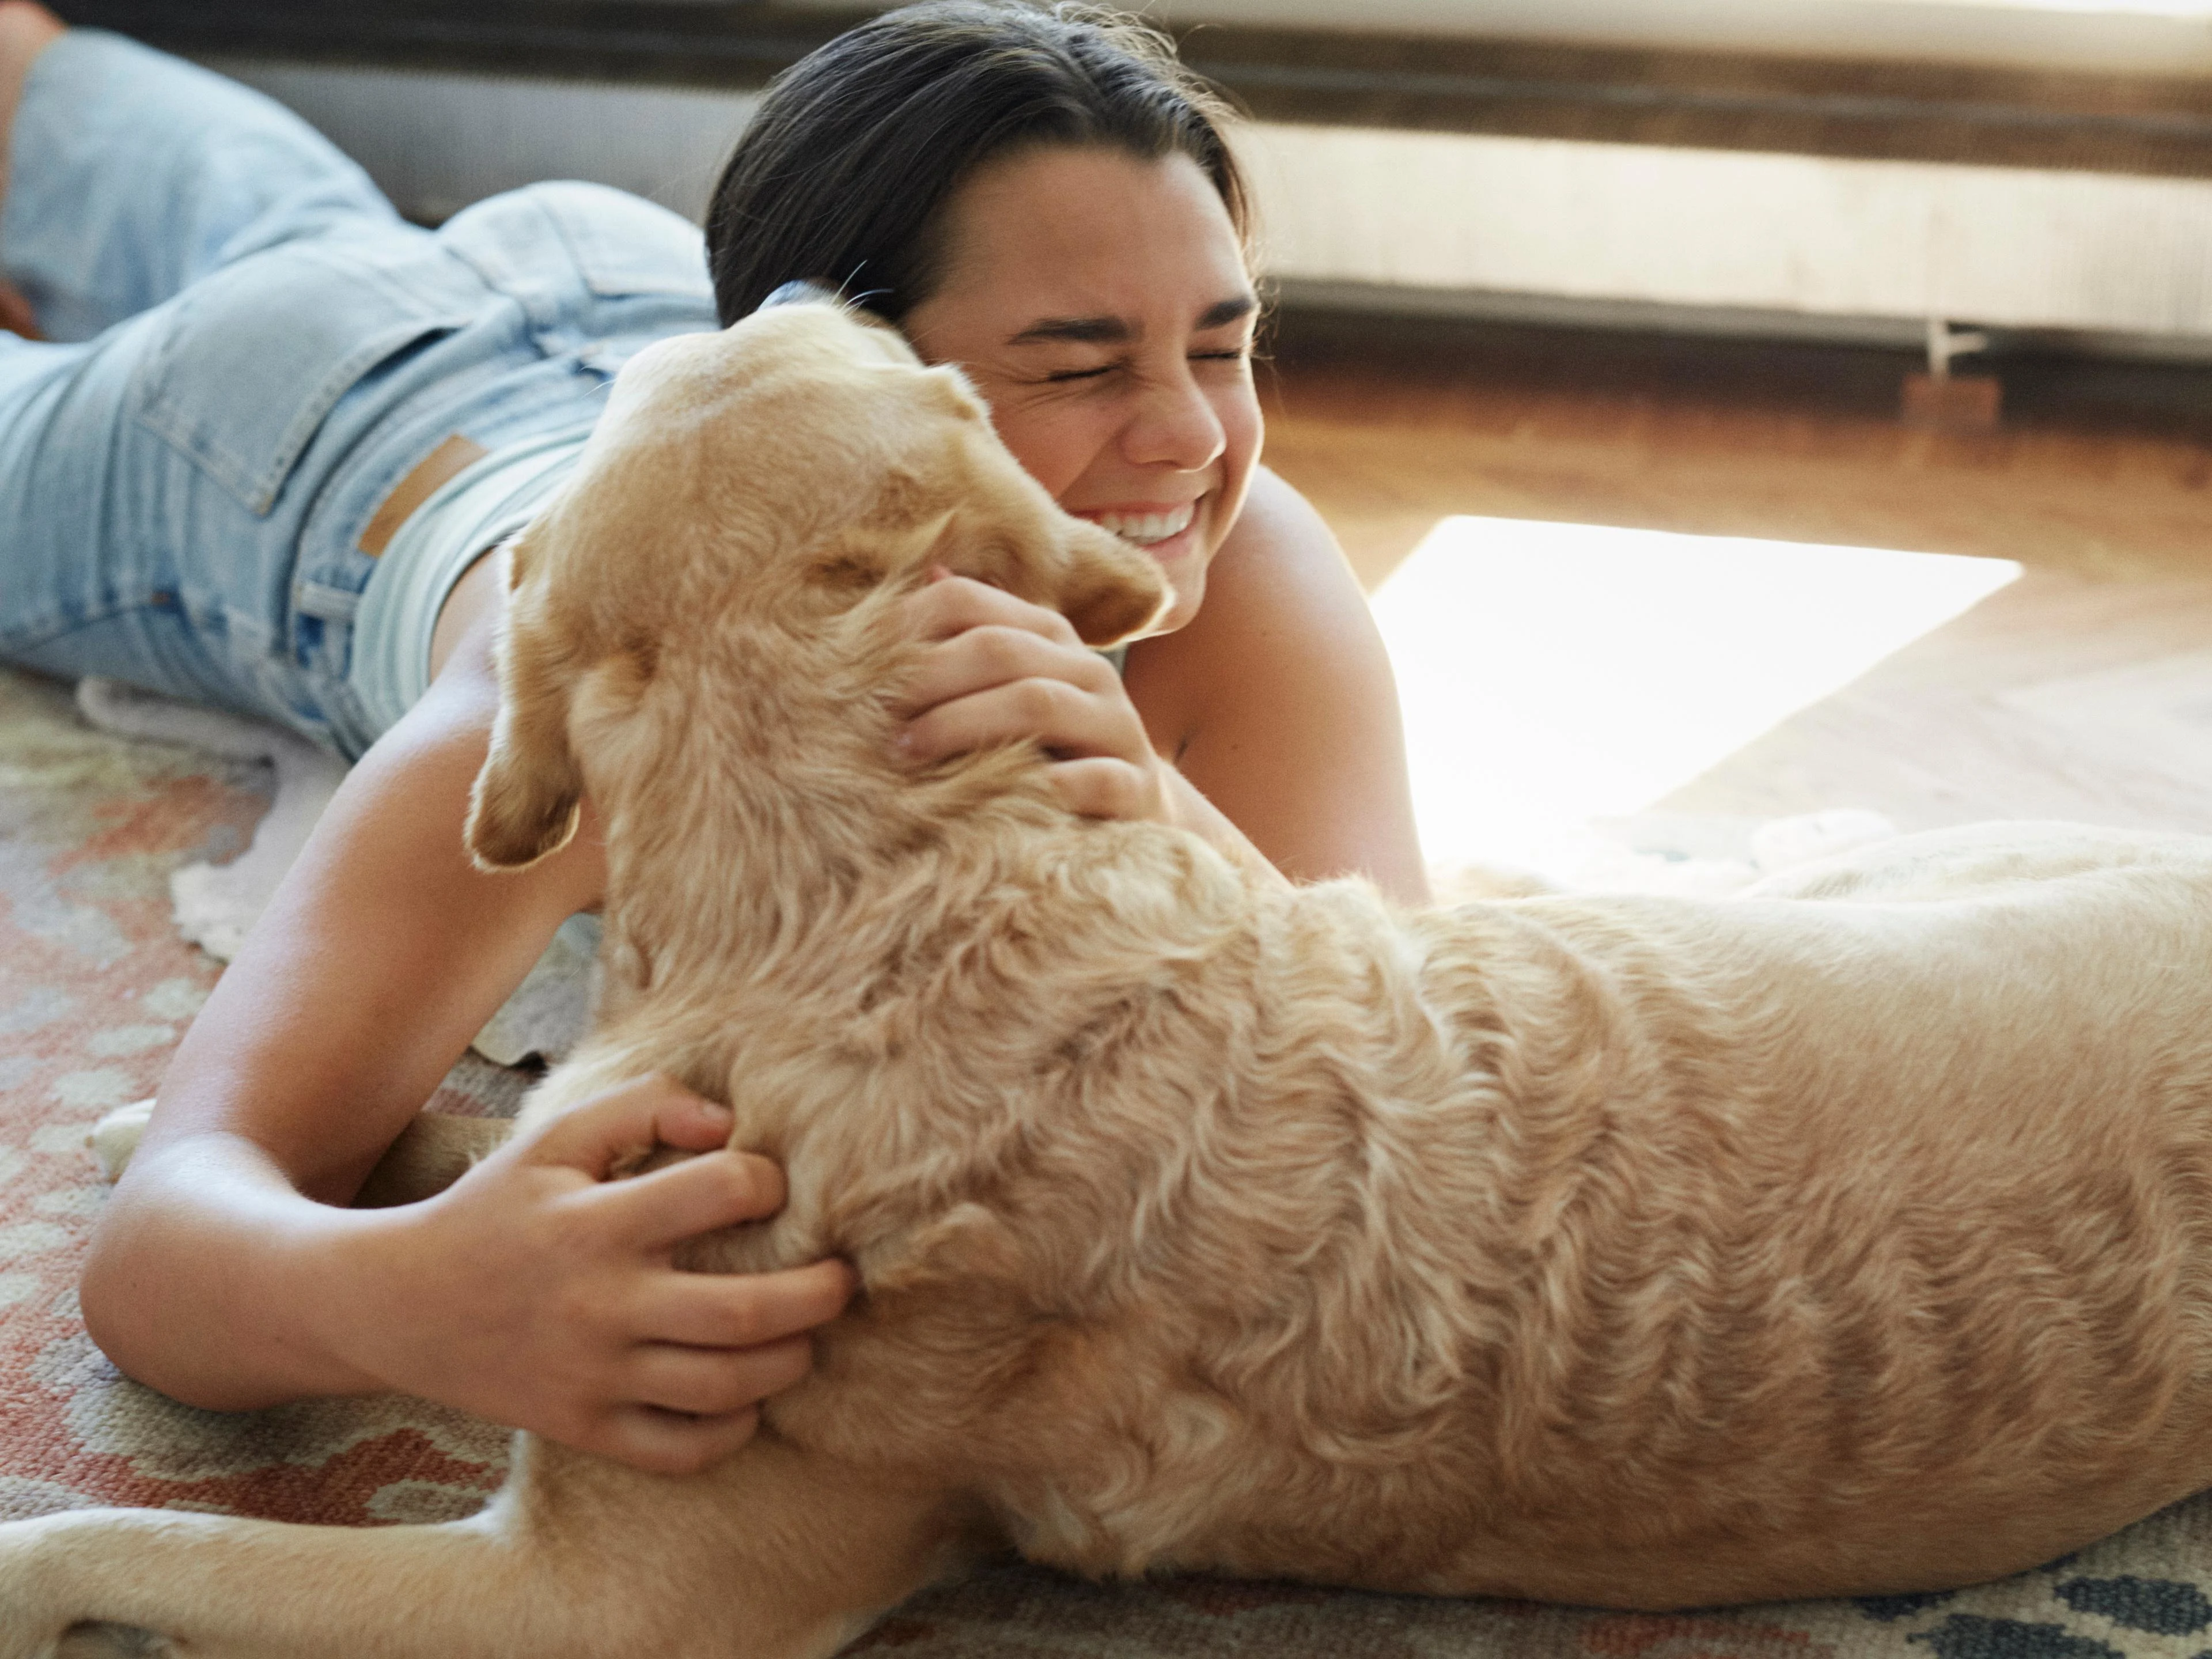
[
  {"xmin": 537, "ymin": 187, "xmax": 715, "ymax": 303},
  {"xmin": 0, "ymin": 583, "xmax": 180, "ymax": 655}
]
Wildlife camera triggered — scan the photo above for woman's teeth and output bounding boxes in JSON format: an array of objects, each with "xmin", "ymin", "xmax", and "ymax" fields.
[{"xmin": 1093, "ymin": 502, "xmax": 1196, "ymax": 547}]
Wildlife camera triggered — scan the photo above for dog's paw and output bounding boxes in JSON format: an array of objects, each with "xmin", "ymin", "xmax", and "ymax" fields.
[
  {"xmin": 87, "ymin": 1100, "xmax": 156, "ymax": 1184},
  {"xmin": 0, "ymin": 1513, "xmax": 183, "ymax": 1659}
]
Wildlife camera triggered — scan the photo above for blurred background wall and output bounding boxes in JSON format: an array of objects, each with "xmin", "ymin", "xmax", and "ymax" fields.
[{"xmin": 58, "ymin": 0, "xmax": 2212, "ymax": 358}]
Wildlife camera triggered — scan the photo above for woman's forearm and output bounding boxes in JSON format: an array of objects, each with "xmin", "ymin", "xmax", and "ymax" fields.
[{"xmin": 81, "ymin": 1134, "xmax": 392, "ymax": 1410}]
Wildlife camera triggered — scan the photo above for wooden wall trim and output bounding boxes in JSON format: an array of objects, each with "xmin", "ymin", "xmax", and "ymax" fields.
[{"xmin": 55, "ymin": 1, "xmax": 2212, "ymax": 179}]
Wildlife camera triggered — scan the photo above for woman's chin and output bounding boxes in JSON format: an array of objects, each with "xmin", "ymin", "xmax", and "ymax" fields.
[
  {"xmin": 1104, "ymin": 513, "xmax": 1211, "ymax": 633},
  {"xmin": 1142, "ymin": 551, "xmax": 1206, "ymax": 633}
]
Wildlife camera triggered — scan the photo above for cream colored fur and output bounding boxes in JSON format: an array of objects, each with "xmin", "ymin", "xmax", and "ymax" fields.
[{"xmin": 7, "ymin": 304, "xmax": 2212, "ymax": 1658}]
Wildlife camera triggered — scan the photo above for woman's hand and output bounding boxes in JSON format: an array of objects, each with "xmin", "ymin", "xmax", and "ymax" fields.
[
  {"xmin": 334, "ymin": 1075, "xmax": 855, "ymax": 1477},
  {"xmin": 893, "ymin": 568, "xmax": 1171, "ymax": 823}
]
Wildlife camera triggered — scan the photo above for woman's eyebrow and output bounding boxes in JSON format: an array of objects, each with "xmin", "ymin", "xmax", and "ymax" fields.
[
  {"xmin": 1005, "ymin": 294, "xmax": 1259, "ymax": 349},
  {"xmin": 1198, "ymin": 295, "xmax": 1259, "ymax": 332},
  {"xmin": 1008, "ymin": 316, "xmax": 1130, "ymax": 347}
]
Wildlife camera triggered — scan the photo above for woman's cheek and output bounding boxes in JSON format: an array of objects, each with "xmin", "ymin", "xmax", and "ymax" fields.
[
  {"xmin": 1217, "ymin": 377, "xmax": 1263, "ymax": 469},
  {"xmin": 986, "ymin": 405, "xmax": 1099, "ymax": 502}
]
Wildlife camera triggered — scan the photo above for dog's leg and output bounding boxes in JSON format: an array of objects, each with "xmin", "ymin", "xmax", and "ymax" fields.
[
  {"xmin": 0, "ymin": 1505, "xmax": 558, "ymax": 1659},
  {"xmin": 0, "ymin": 1435, "xmax": 967, "ymax": 1659}
]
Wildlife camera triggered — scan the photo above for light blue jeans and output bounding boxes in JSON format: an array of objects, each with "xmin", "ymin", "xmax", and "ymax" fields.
[{"xmin": 0, "ymin": 31, "xmax": 719, "ymax": 757}]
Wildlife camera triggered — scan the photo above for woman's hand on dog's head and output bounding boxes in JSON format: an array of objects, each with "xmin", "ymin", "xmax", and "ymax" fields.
[
  {"xmin": 892, "ymin": 569, "xmax": 1174, "ymax": 825},
  {"xmin": 327, "ymin": 1074, "xmax": 857, "ymax": 1477}
]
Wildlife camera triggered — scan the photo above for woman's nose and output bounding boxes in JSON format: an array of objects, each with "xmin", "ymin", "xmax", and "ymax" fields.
[{"xmin": 1122, "ymin": 365, "xmax": 1226, "ymax": 474}]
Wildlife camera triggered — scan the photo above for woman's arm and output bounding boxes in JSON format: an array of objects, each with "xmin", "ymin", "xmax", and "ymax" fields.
[{"xmin": 81, "ymin": 614, "xmax": 853, "ymax": 1476}]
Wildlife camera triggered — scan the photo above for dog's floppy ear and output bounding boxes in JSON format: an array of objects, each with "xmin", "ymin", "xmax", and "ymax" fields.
[
  {"xmin": 931, "ymin": 516, "xmax": 1169, "ymax": 648},
  {"xmin": 465, "ymin": 528, "xmax": 587, "ymax": 872},
  {"xmin": 1054, "ymin": 521, "xmax": 1172, "ymax": 647}
]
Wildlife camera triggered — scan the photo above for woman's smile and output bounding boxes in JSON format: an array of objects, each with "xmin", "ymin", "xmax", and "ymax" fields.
[{"xmin": 1083, "ymin": 499, "xmax": 1199, "ymax": 548}]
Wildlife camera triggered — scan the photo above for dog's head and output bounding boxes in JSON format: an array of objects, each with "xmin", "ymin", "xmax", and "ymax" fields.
[{"xmin": 464, "ymin": 301, "xmax": 1171, "ymax": 873}]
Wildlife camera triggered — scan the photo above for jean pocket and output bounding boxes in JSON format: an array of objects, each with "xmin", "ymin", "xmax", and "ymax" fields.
[
  {"xmin": 132, "ymin": 240, "xmax": 474, "ymax": 515},
  {"xmin": 540, "ymin": 182, "xmax": 713, "ymax": 301},
  {"xmin": 441, "ymin": 181, "xmax": 713, "ymax": 307}
]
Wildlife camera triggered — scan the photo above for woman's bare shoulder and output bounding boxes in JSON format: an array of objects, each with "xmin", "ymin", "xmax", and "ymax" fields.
[
  {"xmin": 1127, "ymin": 468, "xmax": 1429, "ymax": 900},
  {"xmin": 1130, "ymin": 470, "xmax": 1354, "ymax": 721}
]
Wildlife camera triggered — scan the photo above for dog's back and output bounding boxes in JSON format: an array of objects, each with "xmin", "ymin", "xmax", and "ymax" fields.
[{"xmin": 588, "ymin": 805, "xmax": 2212, "ymax": 1610}]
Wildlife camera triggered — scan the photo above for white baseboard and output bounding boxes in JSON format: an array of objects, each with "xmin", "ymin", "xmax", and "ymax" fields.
[{"xmin": 1239, "ymin": 122, "xmax": 2212, "ymax": 342}]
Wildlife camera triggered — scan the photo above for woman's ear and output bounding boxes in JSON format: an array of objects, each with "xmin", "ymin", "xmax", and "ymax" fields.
[{"xmin": 465, "ymin": 532, "xmax": 587, "ymax": 871}]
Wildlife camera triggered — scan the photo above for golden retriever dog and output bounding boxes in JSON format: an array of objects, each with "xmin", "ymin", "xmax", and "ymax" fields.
[{"xmin": 6, "ymin": 300, "xmax": 2212, "ymax": 1658}]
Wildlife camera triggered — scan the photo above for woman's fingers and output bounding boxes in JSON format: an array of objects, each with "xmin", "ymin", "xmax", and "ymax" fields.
[
  {"xmin": 900, "ymin": 675, "xmax": 1127, "ymax": 767},
  {"xmin": 890, "ymin": 570, "xmax": 1175, "ymax": 828},
  {"xmin": 902, "ymin": 569, "xmax": 1079, "ymax": 647},
  {"xmin": 597, "ymin": 1147, "xmax": 791, "ymax": 1249},
  {"xmin": 585, "ymin": 1272, "xmax": 853, "ymax": 1474},
  {"xmin": 893, "ymin": 622, "xmax": 1115, "ymax": 723},
  {"xmin": 627, "ymin": 1333, "xmax": 817, "ymax": 1418},
  {"xmin": 641, "ymin": 1257, "xmax": 859, "ymax": 1350},
  {"xmin": 1048, "ymin": 756, "xmax": 1162, "ymax": 821},
  {"xmin": 523, "ymin": 1074, "xmax": 733, "ymax": 1181},
  {"xmin": 597, "ymin": 1404, "xmax": 766, "ymax": 1478},
  {"xmin": 899, "ymin": 664, "xmax": 1171, "ymax": 823},
  {"xmin": 347, "ymin": 1068, "xmax": 854, "ymax": 1478}
]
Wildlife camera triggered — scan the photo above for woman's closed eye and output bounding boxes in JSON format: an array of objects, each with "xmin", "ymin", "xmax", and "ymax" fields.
[{"xmin": 1041, "ymin": 347, "xmax": 1250, "ymax": 384}]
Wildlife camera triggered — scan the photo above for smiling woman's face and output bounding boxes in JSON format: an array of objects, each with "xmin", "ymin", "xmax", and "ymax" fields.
[{"xmin": 901, "ymin": 145, "xmax": 1262, "ymax": 635}]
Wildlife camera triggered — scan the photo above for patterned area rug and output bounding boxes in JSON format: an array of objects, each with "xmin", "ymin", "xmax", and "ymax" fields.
[{"xmin": 5, "ymin": 658, "xmax": 2212, "ymax": 1657}]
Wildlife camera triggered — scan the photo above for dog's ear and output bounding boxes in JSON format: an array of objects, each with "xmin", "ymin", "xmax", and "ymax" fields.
[
  {"xmin": 1053, "ymin": 521, "xmax": 1173, "ymax": 647},
  {"xmin": 931, "ymin": 516, "xmax": 1169, "ymax": 647},
  {"xmin": 465, "ymin": 529, "xmax": 587, "ymax": 872}
]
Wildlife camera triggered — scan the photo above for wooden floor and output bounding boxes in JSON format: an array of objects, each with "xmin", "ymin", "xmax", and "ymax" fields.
[{"xmin": 1261, "ymin": 309, "xmax": 2212, "ymax": 836}]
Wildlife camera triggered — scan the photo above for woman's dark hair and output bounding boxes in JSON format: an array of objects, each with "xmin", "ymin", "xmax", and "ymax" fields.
[{"xmin": 705, "ymin": 1, "xmax": 1250, "ymax": 327}]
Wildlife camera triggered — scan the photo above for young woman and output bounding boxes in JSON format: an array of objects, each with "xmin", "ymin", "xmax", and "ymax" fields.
[{"xmin": 0, "ymin": 1, "xmax": 1425, "ymax": 1476}]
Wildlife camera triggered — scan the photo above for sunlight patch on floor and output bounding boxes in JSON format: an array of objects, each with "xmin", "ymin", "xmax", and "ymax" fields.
[{"xmin": 1369, "ymin": 517, "xmax": 2022, "ymax": 877}]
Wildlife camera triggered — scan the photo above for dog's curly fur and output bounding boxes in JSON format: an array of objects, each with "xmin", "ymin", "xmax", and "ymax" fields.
[{"xmin": 7, "ymin": 304, "xmax": 2212, "ymax": 1658}]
